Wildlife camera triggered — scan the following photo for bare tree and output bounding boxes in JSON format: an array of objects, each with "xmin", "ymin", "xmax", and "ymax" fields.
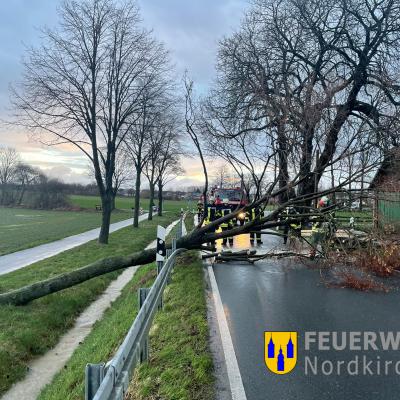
[
  {"xmin": 14, "ymin": 163, "xmax": 41, "ymax": 205},
  {"xmin": 184, "ymin": 75, "xmax": 210, "ymax": 222},
  {"xmin": 154, "ymin": 125, "xmax": 184, "ymax": 216},
  {"xmin": 0, "ymin": 147, "xmax": 20, "ymax": 205},
  {"xmin": 124, "ymin": 75, "xmax": 172, "ymax": 227},
  {"xmin": 211, "ymin": 0, "xmax": 400, "ymax": 206},
  {"xmin": 143, "ymin": 109, "xmax": 179, "ymax": 220},
  {"xmin": 11, "ymin": 0, "xmax": 170, "ymax": 243},
  {"xmin": 0, "ymin": 147, "xmax": 19, "ymax": 185}
]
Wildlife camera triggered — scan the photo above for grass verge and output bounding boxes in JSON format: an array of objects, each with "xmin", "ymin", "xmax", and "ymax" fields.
[
  {"xmin": 0, "ymin": 212, "xmax": 178, "ymax": 396},
  {"xmin": 39, "ymin": 217, "xmax": 214, "ymax": 400},
  {"xmin": 126, "ymin": 251, "xmax": 214, "ymax": 400}
]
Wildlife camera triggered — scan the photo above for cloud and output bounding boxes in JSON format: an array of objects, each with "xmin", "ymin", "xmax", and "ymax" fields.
[
  {"xmin": 138, "ymin": 0, "xmax": 248, "ymax": 90},
  {"xmin": 44, "ymin": 165, "xmax": 90, "ymax": 184}
]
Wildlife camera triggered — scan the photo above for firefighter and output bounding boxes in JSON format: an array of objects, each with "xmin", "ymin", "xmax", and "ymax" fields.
[
  {"xmin": 310, "ymin": 196, "xmax": 334, "ymax": 257},
  {"xmin": 215, "ymin": 195, "xmax": 223, "ymax": 205},
  {"xmin": 282, "ymin": 206, "xmax": 301, "ymax": 245},
  {"xmin": 249, "ymin": 206, "xmax": 263, "ymax": 245},
  {"xmin": 205, "ymin": 206, "xmax": 217, "ymax": 247},
  {"xmin": 220, "ymin": 209, "xmax": 234, "ymax": 246},
  {"xmin": 197, "ymin": 200, "xmax": 203, "ymax": 221}
]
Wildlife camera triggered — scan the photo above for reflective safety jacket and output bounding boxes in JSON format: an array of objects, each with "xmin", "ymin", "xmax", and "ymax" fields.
[
  {"xmin": 220, "ymin": 209, "xmax": 234, "ymax": 229},
  {"xmin": 283, "ymin": 207, "xmax": 301, "ymax": 230},
  {"xmin": 249, "ymin": 207, "xmax": 262, "ymax": 221}
]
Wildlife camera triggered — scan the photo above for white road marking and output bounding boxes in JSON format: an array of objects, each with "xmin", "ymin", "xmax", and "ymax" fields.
[{"xmin": 208, "ymin": 265, "xmax": 247, "ymax": 400}]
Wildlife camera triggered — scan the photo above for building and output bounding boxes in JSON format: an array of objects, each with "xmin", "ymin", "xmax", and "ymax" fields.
[{"xmin": 370, "ymin": 148, "xmax": 400, "ymax": 232}]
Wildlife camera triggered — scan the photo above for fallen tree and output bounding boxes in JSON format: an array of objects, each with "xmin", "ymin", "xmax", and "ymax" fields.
[{"xmin": 0, "ymin": 186, "xmax": 351, "ymax": 306}]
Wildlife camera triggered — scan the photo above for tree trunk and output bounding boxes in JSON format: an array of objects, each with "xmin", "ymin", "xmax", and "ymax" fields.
[
  {"xmin": 277, "ymin": 123, "xmax": 291, "ymax": 203},
  {"xmin": 158, "ymin": 181, "xmax": 163, "ymax": 216},
  {"xmin": 297, "ymin": 127, "xmax": 315, "ymax": 205},
  {"xmin": 133, "ymin": 168, "xmax": 141, "ymax": 228},
  {"xmin": 98, "ymin": 193, "xmax": 113, "ymax": 244},
  {"xmin": 18, "ymin": 184, "xmax": 26, "ymax": 206},
  {"xmin": 111, "ymin": 196, "xmax": 116, "ymax": 211},
  {"xmin": 0, "ymin": 212, "xmax": 289, "ymax": 306},
  {"xmin": 148, "ymin": 182, "xmax": 155, "ymax": 220},
  {"xmin": 330, "ymin": 162, "xmax": 336, "ymax": 204},
  {"xmin": 0, "ymin": 248, "xmax": 160, "ymax": 305},
  {"xmin": 359, "ymin": 155, "xmax": 365, "ymax": 212}
]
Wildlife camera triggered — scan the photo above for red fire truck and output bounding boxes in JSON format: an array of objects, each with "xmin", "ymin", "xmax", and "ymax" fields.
[{"xmin": 204, "ymin": 187, "xmax": 248, "ymax": 224}]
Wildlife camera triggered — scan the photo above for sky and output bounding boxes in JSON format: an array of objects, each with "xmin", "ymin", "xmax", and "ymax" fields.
[{"xmin": 0, "ymin": 0, "xmax": 249, "ymax": 187}]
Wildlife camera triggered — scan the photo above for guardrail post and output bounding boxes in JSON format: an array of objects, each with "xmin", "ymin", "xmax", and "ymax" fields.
[
  {"xmin": 140, "ymin": 337, "xmax": 149, "ymax": 363},
  {"xmin": 138, "ymin": 287, "xmax": 150, "ymax": 309},
  {"xmin": 156, "ymin": 263, "xmax": 164, "ymax": 310},
  {"xmin": 137, "ymin": 287, "xmax": 150, "ymax": 362},
  {"xmin": 172, "ymin": 238, "xmax": 177, "ymax": 252},
  {"xmin": 85, "ymin": 363, "xmax": 105, "ymax": 400},
  {"xmin": 157, "ymin": 260, "xmax": 164, "ymax": 275}
]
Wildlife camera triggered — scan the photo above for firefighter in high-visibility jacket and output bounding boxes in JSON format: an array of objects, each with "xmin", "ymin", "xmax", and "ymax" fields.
[
  {"xmin": 310, "ymin": 196, "xmax": 335, "ymax": 257},
  {"xmin": 282, "ymin": 206, "xmax": 301, "ymax": 245},
  {"xmin": 197, "ymin": 201, "xmax": 203, "ymax": 221},
  {"xmin": 248, "ymin": 206, "xmax": 263, "ymax": 245},
  {"xmin": 205, "ymin": 206, "xmax": 217, "ymax": 247},
  {"xmin": 220, "ymin": 209, "xmax": 234, "ymax": 246}
]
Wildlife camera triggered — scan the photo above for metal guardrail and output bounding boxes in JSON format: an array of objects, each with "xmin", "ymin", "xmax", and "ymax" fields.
[{"xmin": 85, "ymin": 215, "xmax": 186, "ymax": 400}]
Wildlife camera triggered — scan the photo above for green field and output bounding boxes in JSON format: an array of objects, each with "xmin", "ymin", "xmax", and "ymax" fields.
[
  {"xmin": 69, "ymin": 195, "xmax": 185, "ymax": 213},
  {"xmin": 0, "ymin": 207, "xmax": 131, "ymax": 256},
  {"xmin": 0, "ymin": 196, "xmax": 186, "ymax": 256}
]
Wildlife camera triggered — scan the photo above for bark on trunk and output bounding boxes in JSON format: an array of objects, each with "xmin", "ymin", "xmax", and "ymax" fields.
[
  {"xmin": 0, "ymin": 248, "xmax": 157, "ymax": 306},
  {"xmin": 0, "ymin": 211, "xmax": 290, "ymax": 306},
  {"xmin": 98, "ymin": 193, "xmax": 113, "ymax": 244},
  {"xmin": 148, "ymin": 182, "xmax": 154, "ymax": 221},
  {"xmin": 0, "ymin": 232, "xmax": 203, "ymax": 306},
  {"xmin": 157, "ymin": 181, "xmax": 163, "ymax": 216},
  {"xmin": 111, "ymin": 196, "xmax": 116, "ymax": 211},
  {"xmin": 277, "ymin": 122, "xmax": 291, "ymax": 204},
  {"xmin": 133, "ymin": 169, "xmax": 141, "ymax": 228},
  {"xmin": 297, "ymin": 126, "xmax": 315, "ymax": 205}
]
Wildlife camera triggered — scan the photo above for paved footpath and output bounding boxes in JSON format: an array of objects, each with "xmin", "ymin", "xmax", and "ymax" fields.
[{"xmin": 0, "ymin": 214, "xmax": 148, "ymax": 276}]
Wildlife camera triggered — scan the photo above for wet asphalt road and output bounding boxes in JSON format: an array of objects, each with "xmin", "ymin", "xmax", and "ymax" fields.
[{"xmin": 212, "ymin": 233, "xmax": 400, "ymax": 400}]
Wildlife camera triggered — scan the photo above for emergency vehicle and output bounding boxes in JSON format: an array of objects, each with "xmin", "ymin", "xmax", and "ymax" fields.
[{"xmin": 203, "ymin": 186, "xmax": 248, "ymax": 224}]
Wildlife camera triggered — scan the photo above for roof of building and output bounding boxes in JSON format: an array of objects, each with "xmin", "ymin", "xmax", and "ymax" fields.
[{"xmin": 370, "ymin": 147, "xmax": 400, "ymax": 190}]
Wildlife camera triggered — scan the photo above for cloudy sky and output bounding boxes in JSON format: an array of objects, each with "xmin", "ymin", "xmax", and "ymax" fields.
[{"xmin": 0, "ymin": 0, "xmax": 248, "ymax": 187}]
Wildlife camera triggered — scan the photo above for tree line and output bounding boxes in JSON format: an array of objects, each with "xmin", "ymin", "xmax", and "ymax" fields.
[{"xmin": 0, "ymin": 147, "xmax": 68, "ymax": 209}]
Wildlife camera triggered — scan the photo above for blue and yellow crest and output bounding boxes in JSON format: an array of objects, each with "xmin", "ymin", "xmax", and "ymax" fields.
[{"xmin": 264, "ymin": 331, "xmax": 297, "ymax": 374}]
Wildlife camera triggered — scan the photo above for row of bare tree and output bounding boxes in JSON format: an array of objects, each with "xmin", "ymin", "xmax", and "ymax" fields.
[
  {"xmin": 11, "ymin": 0, "xmax": 183, "ymax": 244},
  {"xmin": 186, "ymin": 0, "xmax": 400, "ymax": 208}
]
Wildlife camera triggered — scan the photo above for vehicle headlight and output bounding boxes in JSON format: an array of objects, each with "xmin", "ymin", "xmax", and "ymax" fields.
[{"xmin": 238, "ymin": 212, "xmax": 246, "ymax": 220}]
